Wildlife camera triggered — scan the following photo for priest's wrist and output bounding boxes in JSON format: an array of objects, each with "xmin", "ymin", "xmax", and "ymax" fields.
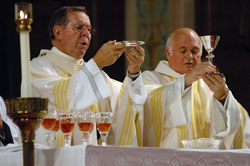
[
  {"xmin": 92, "ymin": 57, "xmax": 105, "ymax": 69},
  {"xmin": 127, "ymin": 70, "xmax": 140, "ymax": 81},
  {"xmin": 215, "ymin": 89, "xmax": 229, "ymax": 101},
  {"xmin": 184, "ymin": 73, "xmax": 197, "ymax": 88}
]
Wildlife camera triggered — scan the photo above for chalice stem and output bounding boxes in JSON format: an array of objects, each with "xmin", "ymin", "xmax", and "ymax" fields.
[
  {"xmin": 208, "ymin": 57, "xmax": 213, "ymax": 64},
  {"xmin": 206, "ymin": 53, "xmax": 214, "ymax": 65}
]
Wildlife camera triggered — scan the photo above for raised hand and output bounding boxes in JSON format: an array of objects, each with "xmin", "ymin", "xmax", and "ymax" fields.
[
  {"xmin": 202, "ymin": 74, "xmax": 228, "ymax": 100},
  {"xmin": 185, "ymin": 61, "xmax": 216, "ymax": 87},
  {"xmin": 125, "ymin": 46, "xmax": 145, "ymax": 74},
  {"xmin": 93, "ymin": 40, "xmax": 126, "ymax": 69}
]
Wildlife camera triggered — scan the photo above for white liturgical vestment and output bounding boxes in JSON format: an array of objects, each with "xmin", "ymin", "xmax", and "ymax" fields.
[
  {"xmin": 28, "ymin": 47, "xmax": 147, "ymax": 147},
  {"xmin": 142, "ymin": 60, "xmax": 246, "ymax": 149}
]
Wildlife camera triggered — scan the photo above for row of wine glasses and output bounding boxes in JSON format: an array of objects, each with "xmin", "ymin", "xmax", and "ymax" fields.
[{"xmin": 41, "ymin": 111, "xmax": 112, "ymax": 147}]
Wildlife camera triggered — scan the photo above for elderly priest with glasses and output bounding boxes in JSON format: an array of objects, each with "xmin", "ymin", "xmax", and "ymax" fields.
[{"xmin": 25, "ymin": 6, "xmax": 147, "ymax": 147}]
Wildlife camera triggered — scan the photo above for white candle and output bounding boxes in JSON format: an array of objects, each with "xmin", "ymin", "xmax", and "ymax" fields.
[
  {"xmin": 20, "ymin": 31, "xmax": 31, "ymax": 97},
  {"xmin": 15, "ymin": 4, "xmax": 33, "ymax": 97}
]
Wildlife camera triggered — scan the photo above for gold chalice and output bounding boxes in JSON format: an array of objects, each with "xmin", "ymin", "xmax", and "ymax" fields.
[{"xmin": 5, "ymin": 97, "xmax": 48, "ymax": 166}]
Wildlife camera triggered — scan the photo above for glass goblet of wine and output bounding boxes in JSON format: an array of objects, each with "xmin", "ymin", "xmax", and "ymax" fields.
[
  {"xmin": 59, "ymin": 112, "xmax": 75, "ymax": 147},
  {"xmin": 41, "ymin": 110, "xmax": 57, "ymax": 147},
  {"xmin": 77, "ymin": 111, "xmax": 95, "ymax": 145},
  {"xmin": 48, "ymin": 116, "xmax": 60, "ymax": 148},
  {"xmin": 96, "ymin": 112, "xmax": 112, "ymax": 146}
]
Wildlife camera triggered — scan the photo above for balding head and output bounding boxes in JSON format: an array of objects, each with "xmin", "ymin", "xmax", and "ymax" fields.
[
  {"xmin": 165, "ymin": 28, "xmax": 202, "ymax": 74},
  {"xmin": 166, "ymin": 28, "xmax": 202, "ymax": 54}
]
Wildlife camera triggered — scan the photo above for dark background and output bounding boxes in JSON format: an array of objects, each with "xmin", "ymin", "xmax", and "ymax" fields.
[
  {"xmin": 195, "ymin": 0, "xmax": 250, "ymax": 112},
  {"xmin": 0, "ymin": 0, "xmax": 250, "ymax": 112}
]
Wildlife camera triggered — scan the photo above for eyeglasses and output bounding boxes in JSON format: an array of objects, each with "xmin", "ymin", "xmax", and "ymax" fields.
[{"xmin": 70, "ymin": 25, "xmax": 95, "ymax": 35}]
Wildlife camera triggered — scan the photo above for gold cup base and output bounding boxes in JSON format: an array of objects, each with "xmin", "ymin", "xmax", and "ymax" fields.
[{"xmin": 5, "ymin": 97, "xmax": 48, "ymax": 166}]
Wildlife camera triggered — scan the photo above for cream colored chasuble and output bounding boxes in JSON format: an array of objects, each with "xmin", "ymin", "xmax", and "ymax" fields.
[
  {"xmin": 143, "ymin": 60, "xmax": 244, "ymax": 149},
  {"xmin": 30, "ymin": 48, "xmax": 147, "ymax": 147}
]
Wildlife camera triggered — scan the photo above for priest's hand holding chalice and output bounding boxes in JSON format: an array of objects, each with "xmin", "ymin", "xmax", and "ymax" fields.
[{"xmin": 200, "ymin": 35, "xmax": 228, "ymax": 101}]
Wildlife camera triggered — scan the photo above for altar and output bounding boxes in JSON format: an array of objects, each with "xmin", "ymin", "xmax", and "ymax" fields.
[{"xmin": 1, "ymin": 144, "xmax": 250, "ymax": 166}]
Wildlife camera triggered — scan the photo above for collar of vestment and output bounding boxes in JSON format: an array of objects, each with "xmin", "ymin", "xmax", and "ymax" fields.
[
  {"xmin": 39, "ymin": 47, "xmax": 85, "ymax": 75},
  {"xmin": 155, "ymin": 60, "xmax": 183, "ymax": 79}
]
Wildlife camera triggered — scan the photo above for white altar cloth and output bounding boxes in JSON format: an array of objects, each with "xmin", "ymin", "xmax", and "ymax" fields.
[
  {"xmin": 0, "ymin": 144, "xmax": 86, "ymax": 166},
  {"xmin": 1, "ymin": 144, "xmax": 250, "ymax": 166},
  {"xmin": 85, "ymin": 146, "xmax": 250, "ymax": 166}
]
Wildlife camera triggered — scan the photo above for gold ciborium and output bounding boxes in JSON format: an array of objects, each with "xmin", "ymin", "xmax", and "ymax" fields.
[{"xmin": 5, "ymin": 97, "xmax": 48, "ymax": 166}]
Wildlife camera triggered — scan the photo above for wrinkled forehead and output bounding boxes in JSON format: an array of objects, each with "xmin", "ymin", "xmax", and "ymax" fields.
[
  {"xmin": 173, "ymin": 31, "xmax": 201, "ymax": 49},
  {"xmin": 66, "ymin": 11, "xmax": 91, "ymax": 26}
]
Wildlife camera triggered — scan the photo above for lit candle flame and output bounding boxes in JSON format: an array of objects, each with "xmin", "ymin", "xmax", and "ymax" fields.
[{"xmin": 19, "ymin": 10, "xmax": 28, "ymax": 19}]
